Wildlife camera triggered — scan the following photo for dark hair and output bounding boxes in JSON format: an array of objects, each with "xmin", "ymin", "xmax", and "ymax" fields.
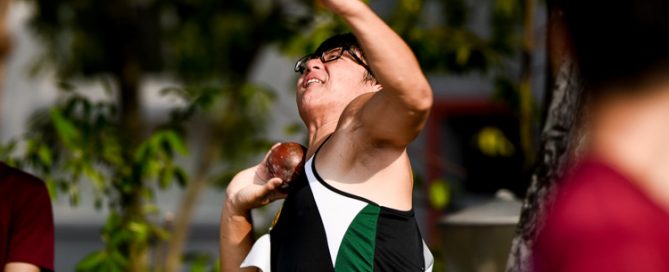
[
  {"xmin": 315, "ymin": 33, "xmax": 377, "ymax": 85},
  {"xmin": 561, "ymin": 0, "xmax": 669, "ymax": 95}
]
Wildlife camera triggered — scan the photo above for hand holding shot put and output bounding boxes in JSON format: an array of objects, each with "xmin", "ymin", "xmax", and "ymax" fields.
[
  {"xmin": 220, "ymin": 0, "xmax": 434, "ymax": 271},
  {"xmin": 220, "ymin": 143, "xmax": 307, "ymax": 272},
  {"xmin": 230, "ymin": 142, "xmax": 306, "ymax": 208}
]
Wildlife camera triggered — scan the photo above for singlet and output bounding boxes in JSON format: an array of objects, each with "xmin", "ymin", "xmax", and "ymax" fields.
[{"xmin": 241, "ymin": 140, "xmax": 434, "ymax": 272}]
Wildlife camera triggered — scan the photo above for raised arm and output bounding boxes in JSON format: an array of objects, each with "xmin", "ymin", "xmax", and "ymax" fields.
[{"xmin": 324, "ymin": 0, "xmax": 433, "ymax": 147}]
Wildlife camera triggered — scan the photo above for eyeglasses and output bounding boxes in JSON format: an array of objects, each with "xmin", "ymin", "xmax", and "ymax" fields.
[{"xmin": 294, "ymin": 47, "xmax": 372, "ymax": 75}]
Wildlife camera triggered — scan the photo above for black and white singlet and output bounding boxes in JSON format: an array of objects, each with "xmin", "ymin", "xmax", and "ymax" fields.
[{"xmin": 241, "ymin": 142, "xmax": 433, "ymax": 272}]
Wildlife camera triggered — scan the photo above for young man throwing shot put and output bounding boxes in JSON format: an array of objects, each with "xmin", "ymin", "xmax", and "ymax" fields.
[{"xmin": 220, "ymin": 0, "xmax": 433, "ymax": 271}]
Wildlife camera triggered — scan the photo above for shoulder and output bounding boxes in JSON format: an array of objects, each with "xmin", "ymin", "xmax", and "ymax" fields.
[
  {"xmin": 0, "ymin": 163, "xmax": 48, "ymax": 195},
  {"xmin": 538, "ymin": 159, "xmax": 669, "ymax": 252},
  {"xmin": 548, "ymin": 160, "xmax": 659, "ymax": 231},
  {"xmin": 534, "ymin": 160, "xmax": 669, "ymax": 271}
]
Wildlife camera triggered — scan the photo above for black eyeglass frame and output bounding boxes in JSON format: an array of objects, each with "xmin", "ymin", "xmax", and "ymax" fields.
[{"xmin": 294, "ymin": 46, "xmax": 372, "ymax": 75}]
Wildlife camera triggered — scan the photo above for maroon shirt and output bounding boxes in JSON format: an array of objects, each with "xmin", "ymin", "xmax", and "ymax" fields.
[
  {"xmin": 0, "ymin": 163, "xmax": 54, "ymax": 271},
  {"xmin": 534, "ymin": 159, "xmax": 669, "ymax": 272}
]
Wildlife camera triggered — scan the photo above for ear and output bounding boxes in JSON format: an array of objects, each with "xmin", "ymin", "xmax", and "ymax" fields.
[{"xmin": 372, "ymin": 82, "xmax": 383, "ymax": 91}]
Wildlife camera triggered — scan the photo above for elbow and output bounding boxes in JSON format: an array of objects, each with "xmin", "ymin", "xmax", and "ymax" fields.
[
  {"xmin": 388, "ymin": 75, "xmax": 433, "ymax": 114},
  {"xmin": 410, "ymin": 82, "xmax": 433, "ymax": 113}
]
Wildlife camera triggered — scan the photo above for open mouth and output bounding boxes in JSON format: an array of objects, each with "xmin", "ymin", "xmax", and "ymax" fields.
[{"xmin": 304, "ymin": 78, "xmax": 324, "ymax": 88}]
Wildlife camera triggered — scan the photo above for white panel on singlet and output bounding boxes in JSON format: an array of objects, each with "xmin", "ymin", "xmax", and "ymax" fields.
[
  {"xmin": 305, "ymin": 157, "xmax": 367, "ymax": 267},
  {"xmin": 241, "ymin": 233, "xmax": 271, "ymax": 272}
]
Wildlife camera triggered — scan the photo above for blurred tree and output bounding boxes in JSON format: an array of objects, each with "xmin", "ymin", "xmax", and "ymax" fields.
[{"xmin": 505, "ymin": 0, "xmax": 585, "ymax": 270}]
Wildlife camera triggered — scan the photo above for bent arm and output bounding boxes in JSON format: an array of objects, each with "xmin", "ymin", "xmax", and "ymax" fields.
[
  {"xmin": 219, "ymin": 206, "xmax": 256, "ymax": 272},
  {"xmin": 220, "ymin": 175, "xmax": 256, "ymax": 272},
  {"xmin": 220, "ymin": 166, "xmax": 285, "ymax": 272},
  {"xmin": 330, "ymin": 0, "xmax": 433, "ymax": 147}
]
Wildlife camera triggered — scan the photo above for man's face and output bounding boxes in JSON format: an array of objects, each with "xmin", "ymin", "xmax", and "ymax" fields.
[{"xmin": 295, "ymin": 48, "xmax": 377, "ymax": 117}]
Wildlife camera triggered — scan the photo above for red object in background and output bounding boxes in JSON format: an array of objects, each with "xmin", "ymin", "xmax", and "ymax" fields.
[
  {"xmin": 533, "ymin": 159, "xmax": 669, "ymax": 272},
  {"xmin": 0, "ymin": 162, "xmax": 54, "ymax": 271}
]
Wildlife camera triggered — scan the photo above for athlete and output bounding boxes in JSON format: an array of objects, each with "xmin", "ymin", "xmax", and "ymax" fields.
[{"xmin": 219, "ymin": 0, "xmax": 433, "ymax": 271}]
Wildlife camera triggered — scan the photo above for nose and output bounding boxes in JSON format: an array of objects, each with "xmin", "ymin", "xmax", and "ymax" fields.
[{"xmin": 304, "ymin": 58, "xmax": 323, "ymax": 74}]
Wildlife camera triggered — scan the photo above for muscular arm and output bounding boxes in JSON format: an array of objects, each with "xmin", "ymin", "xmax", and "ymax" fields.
[
  {"xmin": 220, "ymin": 170, "xmax": 256, "ymax": 272},
  {"xmin": 220, "ymin": 166, "xmax": 285, "ymax": 272},
  {"xmin": 327, "ymin": 0, "xmax": 433, "ymax": 147}
]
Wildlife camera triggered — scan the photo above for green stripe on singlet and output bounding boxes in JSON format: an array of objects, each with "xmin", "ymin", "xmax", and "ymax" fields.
[{"xmin": 335, "ymin": 204, "xmax": 380, "ymax": 272}]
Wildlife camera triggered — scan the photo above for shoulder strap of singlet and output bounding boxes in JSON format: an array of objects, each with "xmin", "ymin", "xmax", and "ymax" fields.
[{"xmin": 312, "ymin": 134, "xmax": 334, "ymax": 162}]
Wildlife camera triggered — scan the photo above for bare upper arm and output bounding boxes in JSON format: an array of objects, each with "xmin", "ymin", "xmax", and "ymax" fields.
[
  {"xmin": 4, "ymin": 262, "xmax": 41, "ymax": 272},
  {"xmin": 348, "ymin": 85, "xmax": 432, "ymax": 148}
]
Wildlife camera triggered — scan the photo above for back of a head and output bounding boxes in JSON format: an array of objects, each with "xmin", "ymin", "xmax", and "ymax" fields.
[{"xmin": 561, "ymin": 0, "xmax": 669, "ymax": 96}]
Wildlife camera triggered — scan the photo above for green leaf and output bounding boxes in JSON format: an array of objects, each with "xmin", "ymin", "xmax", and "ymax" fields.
[
  {"xmin": 164, "ymin": 131, "xmax": 189, "ymax": 155},
  {"xmin": 134, "ymin": 140, "xmax": 152, "ymax": 163},
  {"xmin": 158, "ymin": 168, "xmax": 174, "ymax": 189},
  {"xmin": 37, "ymin": 144, "xmax": 53, "ymax": 166},
  {"xmin": 50, "ymin": 108, "xmax": 80, "ymax": 149},
  {"xmin": 153, "ymin": 225, "xmax": 171, "ymax": 240},
  {"xmin": 45, "ymin": 177, "xmax": 57, "ymax": 199},
  {"xmin": 143, "ymin": 203, "xmax": 160, "ymax": 215},
  {"xmin": 76, "ymin": 250, "xmax": 105, "ymax": 272},
  {"xmin": 109, "ymin": 249, "xmax": 128, "ymax": 267},
  {"xmin": 174, "ymin": 167, "xmax": 189, "ymax": 187},
  {"xmin": 83, "ymin": 164, "xmax": 105, "ymax": 191},
  {"xmin": 128, "ymin": 221, "xmax": 150, "ymax": 242}
]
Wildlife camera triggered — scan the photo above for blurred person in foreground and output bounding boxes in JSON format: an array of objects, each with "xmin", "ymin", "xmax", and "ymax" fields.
[
  {"xmin": 219, "ymin": 0, "xmax": 434, "ymax": 271},
  {"xmin": 0, "ymin": 162, "xmax": 54, "ymax": 272},
  {"xmin": 533, "ymin": 0, "xmax": 669, "ymax": 271}
]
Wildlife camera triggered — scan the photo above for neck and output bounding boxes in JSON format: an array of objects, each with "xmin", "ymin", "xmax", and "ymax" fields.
[
  {"xmin": 590, "ymin": 83, "xmax": 669, "ymax": 210},
  {"xmin": 304, "ymin": 116, "xmax": 339, "ymax": 159}
]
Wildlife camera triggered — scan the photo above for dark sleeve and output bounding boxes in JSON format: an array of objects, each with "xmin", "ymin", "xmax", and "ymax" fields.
[
  {"xmin": 7, "ymin": 174, "xmax": 54, "ymax": 272},
  {"xmin": 536, "ymin": 228, "xmax": 669, "ymax": 272},
  {"xmin": 533, "ymin": 179, "xmax": 669, "ymax": 272}
]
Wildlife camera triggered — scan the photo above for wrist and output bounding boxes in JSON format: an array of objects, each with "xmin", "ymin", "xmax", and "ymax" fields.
[
  {"xmin": 329, "ymin": 0, "xmax": 369, "ymax": 18},
  {"xmin": 223, "ymin": 197, "xmax": 251, "ymax": 219}
]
